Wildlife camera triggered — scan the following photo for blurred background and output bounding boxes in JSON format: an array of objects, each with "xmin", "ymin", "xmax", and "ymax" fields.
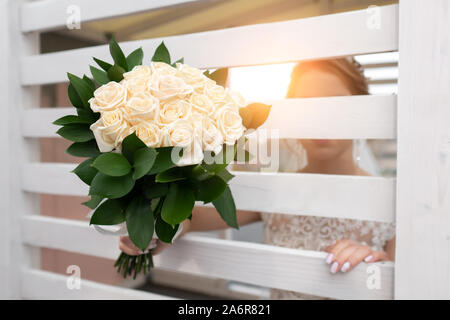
[{"xmin": 40, "ymin": 0, "xmax": 398, "ymax": 299}]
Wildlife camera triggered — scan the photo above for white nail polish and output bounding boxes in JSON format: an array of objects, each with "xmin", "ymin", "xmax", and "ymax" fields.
[
  {"xmin": 138, "ymin": 250, "xmax": 144, "ymax": 254},
  {"xmin": 364, "ymin": 255, "xmax": 373, "ymax": 262},
  {"xmin": 330, "ymin": 262, "xmax": 339, "ymax": 274},
  {"xmin": 325, "ymin": 253, "xmax": 334, "ymax": 264},
  {"xmin": 341, "ymin": 262, "xmax": 350, "ymax": 272}
]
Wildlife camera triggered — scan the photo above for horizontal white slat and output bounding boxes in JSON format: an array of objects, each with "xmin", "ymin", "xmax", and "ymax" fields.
[
  {"xmin": 21, "ymin": 215, "xmax": 394, "ymax": 299},
  {"xmin": 20, "ymin": 0, "xmax": 201, "ymax": 33},
  {"xmin": 22, "ymin": 107, "xmax": 76, "ymax": 138},
  {"xmin": 21, "ymin": 163, "xmax": 395, "ymax": 223},
  {"xmin": 21, "ymin": 5, "xmax": 399, "ymax": 86},
  {"xmin": 259, "ymin": 95, "xmax": 396, "ymax": 139},
  {"xmin": 23, "ymin": 95, "xmax": 396, "ymax": 139},
  {"xmin": 21, "ymin": 268, "xmax": 174, "ymax": 300}
]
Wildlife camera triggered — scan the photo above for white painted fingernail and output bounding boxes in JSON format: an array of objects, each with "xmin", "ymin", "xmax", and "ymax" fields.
[
  {"xmin": 138, "ymin": 250, "xmax": 144, "ymax": 254},
  {"xmin": 364, "ymin": 255, "xmax": 373, "ymax": 262},
  {"xmin": 341, "ymin": 261, "xmax": 350, "ymax": 272},
  {"xmin": 330, "ymin": 262, "xmax": 339, "ymax": 274},
  {"xmin": 325, "ymin": 253, "xmax": 334, "ymax": 264}
]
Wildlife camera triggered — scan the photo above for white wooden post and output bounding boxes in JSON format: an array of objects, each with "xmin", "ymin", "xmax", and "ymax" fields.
[
  {"xmin": 0, "ymin": 0, "xmax": 41, "ymax": 298},
  {"xmin": 396, "ymin": 0, "xmax": 450, "ymax": 299}
]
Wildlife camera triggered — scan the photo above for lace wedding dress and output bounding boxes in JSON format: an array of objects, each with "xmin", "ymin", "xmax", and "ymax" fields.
[
  {"xmin": 242, "ymin": 139, "xmax": 395, "ymax": 299},
  {"xmin": 261, "ymin": 212, "xmax": 395, "ymax": 299}
]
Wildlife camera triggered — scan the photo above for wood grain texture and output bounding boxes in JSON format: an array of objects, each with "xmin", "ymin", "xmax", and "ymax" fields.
[
  {"xmin": 21, "ymin": 163, "xmax": 395, "ymax": 223},
  {"xmin": 21, "ymin": 215, "xmax": 394, "ymax": 299},
  {"xmin": 23, "ymin": 95, "xmax": 397, "ymax": 139},
  {"xmin": 20, "ymin": 5, "xmax": 398, "ymax": 85},
  {"xmin": 395, "ymin": 0, "xmax": 450, "ymax": 299}
]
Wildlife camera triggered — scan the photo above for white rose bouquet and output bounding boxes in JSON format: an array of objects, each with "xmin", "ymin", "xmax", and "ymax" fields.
[{"xmin": 54, "ymin": 39, "xmax": 271, "ymax": 279}]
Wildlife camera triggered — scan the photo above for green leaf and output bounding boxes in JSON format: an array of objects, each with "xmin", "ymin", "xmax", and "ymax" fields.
[
  {"xmin": 148, "ymin": 147, "xmax": 178, "ymax": 175},
  {"xmin": 53, "ymin": 115, "xmax": 93, "ymax": 126},
  {"xmin": 188, "ymin": 164, "xmax": 212, "ymax": 181},
  {"xmin": 133, "ymin": 148, "xmax": 157, "ymax": 180},
  {"xmin": 216, "ymin": 168, "xmax": 235, "ymax": 183},
  {"xmin": 155, "ymin": 167, "xmax": 186, "ymax": 183},
  {"xmin": 161, "ymin": 183, "xmax": 195, "ymax": 226},
  {"xmin": 107, "ymin": 64, "xmax": 126, "ymax": 82},
  {"xmin": 68, "ymin": 84, "xmax": 84, "ymax": 108},
  {"xmin": 109, "ymin": 37, "xmax": 128, "ymax": 70},
  {"xmin": 144, "ymin": 183, "xmax": 169, "ymax": 199},
  {"xmin": 171, "ymin": 57, "xmax": 184, "ymax": 67},
  {"xmin": 82, "ymin": 195, "xmax": 104, "ymax": 209},
  {"xmin": 205, "ymin": 68, "xmax": 228, "ymax": 87},
  {"xmin": 126, "ymin": 47, "xmax": 144, "ymax": 71},
  {"xmin": 90, "ymin": 199, "xmax": 125, "ymax": 225},
  {"xmin": 239, "ymin": 103, "xmax": 272, "ymax": 129},
  {"xmin": 155, "ymin": 218, "xmax": 179, "ymax": 243},
  {"xmin": 212, "ymin": 186, "xmax": 238, "ymax": 229},
  {"xmin": 94, "ymin": 57, "xmax": 113, "ymax": 71},
  {"xmin": 92, "ymin": 153, "xmax": 132, "ymax": 177},
  {"xmin": 90, "ymin": 65, "xmax": 110, "ymax": 85},
  {"xmin": 195, "ymin": 175, "xmax": 227, "ymax": 203},
  {"xmin": 66, "ymin": 140, "xmax": 100, "ymax": 158},
  {"xmin": 77, "ymin": 107, "xmax": 98, "ymax": 121},
  {"xmin": 83, "ymin": 75, "xmax": 95, "ymax": 91},
  {"xmin": 151, "ymin": 41, "xmax": 171, "ymax": 64},
  {"xmin": 201, "ymin": 145, "xmax": 235, "ymax": 174},
  {"xmin": 67, "ymin": 73, "xmax": 94, "ymax": 109},
  {"xmin": 72, "ymin": 158, "xmax": 98, "ymax": 185},
  {"xmin": 56, "ymin": 124, "xmax": 94, "ymax": 142},
  {"xmin": 89, "ymin": 172, "xmax": 135, "ymax": 199},
  {"xmin": 126, "ymin": 195, "xmax": 154, "ymax": 251},
  {"xmin": 121, "ymin": 132, "xmax": 147, "ymax": 163}
]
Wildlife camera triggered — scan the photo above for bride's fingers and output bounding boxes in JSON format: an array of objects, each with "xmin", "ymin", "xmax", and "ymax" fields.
[
  {"xmin": 364, "ymin": 250, "xmax": 389, "ymax": 263},
  {"xmin": 325, "ymin": 239, "xmax": 353, "ymax": 265},
  {"xmin": 340, "ymin": 245, "xmax": 372, "ymax": 273},
  {"xmin": 119, "ymin": 236, "xmax": 141, "ymax": 256},
  {"xmin": 330, "ymin": 244, "xmax": 359, "ymax": 273}
]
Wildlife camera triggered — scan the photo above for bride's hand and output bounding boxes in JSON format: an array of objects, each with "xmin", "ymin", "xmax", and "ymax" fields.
[
  {"xmin": 118, "ymin": 219, "xmax": 191, "ymax": 256},
  {"xmin": 325, "ymin": 239, "xmax": 388, "ymax": 273}
]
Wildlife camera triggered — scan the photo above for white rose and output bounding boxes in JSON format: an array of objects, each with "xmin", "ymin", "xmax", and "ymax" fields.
[
  {"xmin": 130, "ymin": 122, "xmax": 162, "ymax": 148},
  {"xmin": 159, "ymin": 99, "xmax": 192, "ymax": 125},
  {"xmin": 189, "ymin": 93, "xmax": 215, "ymax": 116},
  {"xmin": 150, "ymin": 62, "xmax": 177, "ymax": 76},
  {"xmin": 198, "ymin": 117, "xmax": 223, "ymax": 155},
  {"xmin": 189, "ymin": 112, "xmax": 204, "ymax": 127},
  {"xmin": 162, "ymin": 119, "xmax": 203, "ymax": 165},
  {"xmin": 123, "ymin": 91, "xmax": 159, "ymax": 125},
  {"xmin": 121, "ymin": 77, "xmax": 150, "ymax": 97},
  {"xmin": 123, "ymin": 65, "xmax": 152, "ymax": 80},
  {"xmin": 176, "ymin": 63, "xmax": 209, "ymax": 88},
  {"xmin": 89, "ymin": 82, "xmax": 127, "ymax": 113},
  {"xmin": 226, "ymin": 89, "xmax": 246, "ymax": 108},
  {"xmin": 215, "ymin": 105, "xmax": 245, "ymax": 145},
  {"xmin": 90, "ymin": 109, "xmax": 129, "ymax": 152},
  {"xmin": 204, "ymin": 83, "xmax": 228, "ymax": 108},
  {"xmin": 149, "ymin": 74, "xmax": 192, "ymax": 101}
]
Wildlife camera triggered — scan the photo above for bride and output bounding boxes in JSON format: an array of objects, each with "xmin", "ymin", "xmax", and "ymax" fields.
[{"xmin": 118, "ymin": 57, "xmax": 396, "ymax": 299}]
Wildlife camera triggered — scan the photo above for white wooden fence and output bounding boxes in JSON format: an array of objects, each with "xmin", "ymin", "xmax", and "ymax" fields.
[{"xmin": 1, "ymin": 0, "xmax": 449, "ymax": 299}]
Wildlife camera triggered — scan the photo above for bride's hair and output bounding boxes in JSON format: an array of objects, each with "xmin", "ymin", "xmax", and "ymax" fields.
[
  {"xmin": 278, "ymin": 58, "xmax": 369, "ymax": 173},
  {"xmin": 286, "ymin": 57, "xmax": 369, "ymax": 97}
]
